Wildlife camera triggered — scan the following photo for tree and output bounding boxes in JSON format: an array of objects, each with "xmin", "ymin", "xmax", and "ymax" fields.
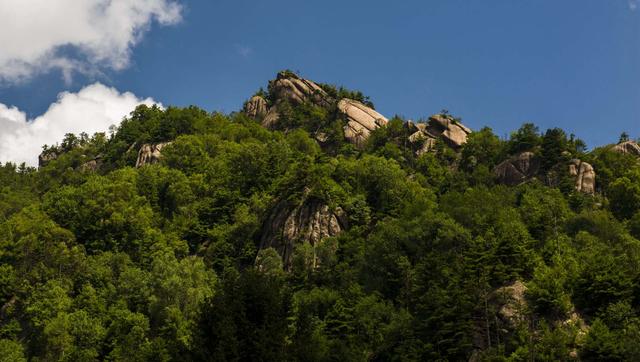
[{"xmin": 508, "ymin": 123, "xmax": 541, "ymax": 154}]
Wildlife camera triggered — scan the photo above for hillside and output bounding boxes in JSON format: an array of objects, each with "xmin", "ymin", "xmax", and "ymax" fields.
[{"xmin": 1, "ymin": 71, "xmax": 640, "ymax": 361}]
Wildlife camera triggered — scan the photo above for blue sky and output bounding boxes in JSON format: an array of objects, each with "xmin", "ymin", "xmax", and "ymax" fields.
[{"xmin": 0, "ymin": 0, "xmax": 639, "ymax": 164}]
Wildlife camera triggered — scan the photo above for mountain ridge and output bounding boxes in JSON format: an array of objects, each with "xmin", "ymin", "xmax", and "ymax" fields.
[{"xmin": 0, "ymin": 71, "xmax": 639, "ymax": 360}]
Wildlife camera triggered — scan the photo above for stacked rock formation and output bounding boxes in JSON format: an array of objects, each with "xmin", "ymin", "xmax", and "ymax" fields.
[
  {"xmin": 568, "ymin": 159, "xmax": 596, "ymax": 194},
  {"xmin": 261, "ymin": 72, "xmax": 333, "ymax": 128},
  {"xmin": 243, "ymin": 95, "xmax": 268, "ymax": 119},
  {"xmin": 405, "ymin": 121, "xmax": 438, "ymax": 155},
  {"xmin": 242, "ymin": 73, "xmax": 477, "ymax": 152},
  {"xmin": 404, "ymin": 115, "xmax": 473, "ymax": 155},
  {"xmin": 135, "ymin": 142, "xmax": 172, "ymax": 167},
  {"xmin": 338, "ymin": 99, "xmax": 388, "ymax": 147},
  {"xmin": 426, "ymin": 114, "xmax": 472, "ymax": 149}
]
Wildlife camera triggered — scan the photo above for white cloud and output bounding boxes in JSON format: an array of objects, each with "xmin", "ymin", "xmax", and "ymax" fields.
[
  {"xmin": 235, "ymin": 44, "xmax": 253, "ymax": 58},
  {"xmin": 0, "ymin": 0, "xmax": 182, "ymax": 83},
  {"xmin": 630, "ymin": 0, "xmax": 638, "ymax": 11},
  {"xmin": 0, "ymin": 83, "xmax": 157, "ymax": 166}
]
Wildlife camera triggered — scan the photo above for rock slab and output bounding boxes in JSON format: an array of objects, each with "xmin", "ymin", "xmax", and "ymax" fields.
[
  {"xmin": 136, "ymin": 142, "xmax": 172, "ymax": 167},
  {"xmin": 338, "ymin": 99, "xmax": 388, "ymax": 147}
]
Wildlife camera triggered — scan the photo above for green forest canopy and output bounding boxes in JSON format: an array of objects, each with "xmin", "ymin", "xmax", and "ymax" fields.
[{"xmin": 1, "ymin": 75, "xmax": 640, "ymax": 361}]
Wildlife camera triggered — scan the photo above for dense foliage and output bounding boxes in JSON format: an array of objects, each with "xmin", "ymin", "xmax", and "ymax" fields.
[{"xmin": 1, "ymin": 90, "xmax": 640, "ymax": 361}]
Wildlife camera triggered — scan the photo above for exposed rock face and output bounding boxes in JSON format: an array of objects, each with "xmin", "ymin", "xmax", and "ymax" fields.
[
  {"xmin": 338, "ymin": 99, "xmax": 388, "ymax": 147},
  {"xmin": 269, "ymin": 71, "xmax": 331, "ymax": 107},
  {"xmin": 494, "ymin": 280, "xmax": 528, "ymax": 327},
  {"xmin": 472, "ymin": 280, "xmax": 529, "ymax": 353},
  {"xmin": 243, "ymin": 95, "xmax": 268, "ymax": 119},
  {"xmin": 569, "ymin": 159, "xmax": 595, "ymax": 194},
  {"xmin": 79, "ymin": 158, "xmax": 101, "ymax": 173},
  {"xmin": 38, "ymin": 150, "xmax": 59, "ymax": 168},
  {"xmin": 261, "ymin": 72, "xmax": 333, "ymax": 129},
  {"xmin": 493, "ymin": 152, "xmax": 540, "ymax": 186},
  {"xmin": 405, "ymin": 121, "xmax": 438, "ymax": 155},
  {"xmin": 426, "ymin": 114, "xmax": 472, "ymax": 149},
  {"xmin": 611, "ymin": 140, "xmax": 640, "ymax": 157},
  {"xmin": 494, "ymin": 154, "xmax": 596, "ymax": 194},
  {"xmin": 260, "ymin": 196, "xmax": 346, "ymax": 269},
  {"xmin": 135, "ymin": 142, "xmax": 171, "ymax": 167}
]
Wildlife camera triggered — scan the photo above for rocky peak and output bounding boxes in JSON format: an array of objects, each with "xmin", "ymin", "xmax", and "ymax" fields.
[
  {"xmin": 269, "ymin": 71, "xmax": 332, "ymax": 107},
  {"xmin": 261, "ymin": 72, "xmax": 334, "ymax": 128},
  {"xmin": 135, "ymin": 142, "xmax": 172, "ymax": 167},
  {"xmin": 243, "ymin": 95, "xmax": 268, "ymax": 119},
  {"xmin": 426, "ymin": 114, "xmax": 472, "ymax": 149},
  {"xmin": 338, "ymin": 98, "xmax": 389, "ymax": 147},
  {"xmin": 611, "ymin": 140, "xmax": 640, "ymax": 157},
  {"xmin": 38, "ymin": 149, "xmax": 59, "ymax": 168}
]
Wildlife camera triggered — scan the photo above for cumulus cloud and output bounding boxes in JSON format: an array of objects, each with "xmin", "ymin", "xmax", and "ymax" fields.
[
  {"xmin": 0, "ymin": 0, "xmax": 182, "ymax": 83},
  {"xmin": 0, "ymin": 83, "xmax": 157, "ymax": 166}
]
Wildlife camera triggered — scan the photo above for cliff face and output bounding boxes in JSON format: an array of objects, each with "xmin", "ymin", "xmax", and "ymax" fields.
[
  {"xmin": 494, "ymin": 152, "xmax": 540, "ymax": 186},
  {"xmin": 259, "ymin": 195, "xmax": 346, "ymax": 270},
  {"xmin": 135, "ymin": 142, "xmax": 172, "ymax": 167},
  {"xmin": 243, "ymin": 95, "xmax": 268, "ymax": 119},
  {"xmin": 568, "ymin": 159, "xmax": 596, "ymax": 194}
]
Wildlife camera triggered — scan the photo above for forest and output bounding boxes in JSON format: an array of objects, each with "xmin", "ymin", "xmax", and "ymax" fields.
[{"xmin": 1, "ymin": 71, "xmax": 640, "ymax": 361}]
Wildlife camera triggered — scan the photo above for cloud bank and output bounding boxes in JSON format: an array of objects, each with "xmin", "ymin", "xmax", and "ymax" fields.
[
  {"xmin": 0, "ymin": 83, "xmax": 157, "ymax": 166},
  {"xmin": 0, "ymin": 0, "xmax": 182, "ymax": 83}
]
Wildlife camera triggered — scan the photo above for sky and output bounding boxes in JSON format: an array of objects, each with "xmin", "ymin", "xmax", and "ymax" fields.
[{"xmin": 0, "ymin": 0, "xmax": 639, "ymax": 165}]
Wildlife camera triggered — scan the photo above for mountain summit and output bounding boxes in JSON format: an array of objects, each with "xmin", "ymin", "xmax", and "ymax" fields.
[{"xmin": 1, "ymin": 71, "xmax": 639, "ymax": 361}]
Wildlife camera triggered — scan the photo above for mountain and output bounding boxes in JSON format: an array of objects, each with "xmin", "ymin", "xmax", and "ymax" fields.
[{"xmin": 1, "ymin": 71, "xmax": 640, "ymax": 360}]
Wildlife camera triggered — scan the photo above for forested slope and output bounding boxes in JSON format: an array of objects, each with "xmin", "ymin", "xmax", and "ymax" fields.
[{"xmin": 1, "ymin": 71, "xmax": 640, "ymax": 361}]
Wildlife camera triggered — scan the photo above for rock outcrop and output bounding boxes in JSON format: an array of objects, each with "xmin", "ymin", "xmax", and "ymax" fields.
[
  {"xmin": 471, "ymin": 280, "xmax": 529, "ymax": 354},
  {"xmin": 426, "ymin": 114, "xmax": 472, "ymax": 149},
  {"xmin": 38, "ymin": 150, "xmax": 59, "ymax": 168},
  {"xmin": 261, "ymin": 72, "xmax": 333, "ymax": 128},
  {"xmin": 404, "ymin": 121, "xmax": 437, "ymax": 155},
  {"xmin": 494, "ymin": 153, "xmax": 595, "ymax": 194},
  {"xmin": 338, "ymin": 99, "xmax": 389, "ymax": 147},
  {"xmin": 494, "ymin": 280, "xmax": 528, "ymax": 327},
  {"xmin": 79, "ymin": 157, "xmax": 101, "ymax": 173},
  {"xmin": 568, "ymin": 159, "xmax": 596, "ymax": 194},
  {"xmin": 611, "ymin": 140, "xmax": 640, "ymax": 157},
  {"xmin": 269, "ymin": 72, "xmax": 331, "ymax": 107},
  {"xmin": 493, "ymin": 152, "xmax": 540, "ymax": 186},
  {"xmin": 243, "ymin": 95, "xmax": 268, "ymax": 119},
  {"xmin": 135, "ymin": 142, "xmax": 171, "ymax": 167},
  {"xmin": 259, "ymin": 195, "xmax": 346, "ymax": 269}
]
